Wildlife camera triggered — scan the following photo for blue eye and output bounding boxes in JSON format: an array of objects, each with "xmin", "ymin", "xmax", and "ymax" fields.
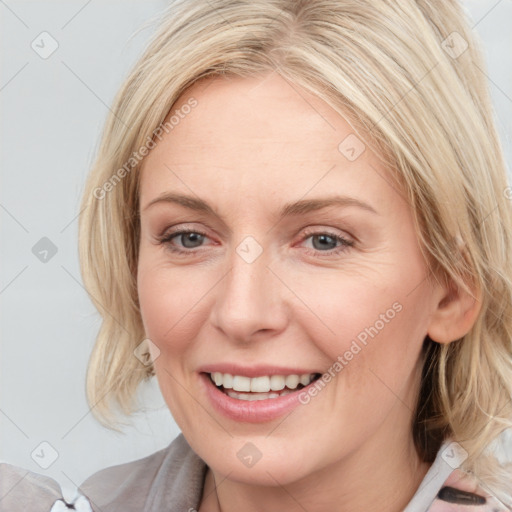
[
  {"xmin": 301, "ymin": 231, "xmax": 354, "ymax": 255},
  {"xmin": 158, "ymin": 229, "xmax": 354, "ymax": 257},
  {"xmin": 159, "ymin": 229, "xmax": 210, "ymax": 254}
]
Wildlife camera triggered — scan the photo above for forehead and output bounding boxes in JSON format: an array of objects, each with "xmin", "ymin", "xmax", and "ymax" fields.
[{"xmin": 139, "ymin": 72, "xmax": 403, "ymax": 217}]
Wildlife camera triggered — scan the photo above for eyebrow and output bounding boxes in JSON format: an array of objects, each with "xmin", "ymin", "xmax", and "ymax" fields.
[{"xmin": 142, "ymin": 192, "xmax": 379, "ymax": 217}]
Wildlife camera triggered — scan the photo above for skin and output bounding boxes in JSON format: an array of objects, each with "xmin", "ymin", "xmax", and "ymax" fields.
[{"xmin": 136, "ymin": 71, "xmax": 480, "ymax": 512}]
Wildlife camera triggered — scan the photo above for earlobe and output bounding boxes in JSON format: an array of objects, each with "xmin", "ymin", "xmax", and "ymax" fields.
[{"xmin": 427, "ymin": 278, "xmax": 482, "ymax": 344}]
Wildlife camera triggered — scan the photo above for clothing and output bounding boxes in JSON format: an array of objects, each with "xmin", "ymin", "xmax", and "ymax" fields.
[{"xmin": 0, "ymin": 434, "xmax": 509, "ymax": 511}]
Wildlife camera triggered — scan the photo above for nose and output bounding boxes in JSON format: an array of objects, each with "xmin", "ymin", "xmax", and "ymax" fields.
[{"xmin": 209, "ymin": 240, "xmax": 289, "ymax": 344}]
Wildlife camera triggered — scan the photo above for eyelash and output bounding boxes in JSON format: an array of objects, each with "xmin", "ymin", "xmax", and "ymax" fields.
[{"xmin": 157, "ymin": 227, "xmax": 354, "ymax": 257}]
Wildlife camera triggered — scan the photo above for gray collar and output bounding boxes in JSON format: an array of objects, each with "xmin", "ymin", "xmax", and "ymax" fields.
[{"xmin": 78, "ymin": 433, "xmax": 207, "ymax": 511}]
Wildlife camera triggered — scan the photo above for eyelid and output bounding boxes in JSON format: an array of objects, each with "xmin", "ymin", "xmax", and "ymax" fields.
[
  {"xmin": 297, "ymin": 228, "xmax": 354, "ymax": 256},
  {"xmin": 299, "ymin": 225, "xmax": 354, "ymax": 243},
  {"xmin": 157, "ymin": 223, "xmax": 352, "ymax": 244},
  {"xmin": 157, "ymin": 224, "xmax": 355, "ymax": 258},
  {"xmin": 157, "ymin": 226, "xmax": 212, "ymax": 246}
]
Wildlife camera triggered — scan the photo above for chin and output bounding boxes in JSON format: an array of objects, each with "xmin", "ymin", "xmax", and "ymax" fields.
[{"xmin": 193, "ymin": 434, "xmax": 321, "ymax": 486}]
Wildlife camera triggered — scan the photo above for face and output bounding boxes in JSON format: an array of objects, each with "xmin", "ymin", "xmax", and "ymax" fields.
[{"xmin": 137, "ymin": 72, "xmax": 442, "ymax": 485}]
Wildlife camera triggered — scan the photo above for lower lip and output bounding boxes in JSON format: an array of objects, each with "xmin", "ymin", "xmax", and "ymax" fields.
[{"xmin": 199, "ymin": 372, "xmax": 316, "ymax": 423}]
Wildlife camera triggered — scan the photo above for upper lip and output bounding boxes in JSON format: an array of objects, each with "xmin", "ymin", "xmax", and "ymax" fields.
[{"xmin": 198, "ymin": 364, "xmax": 322, "ymax": 378}]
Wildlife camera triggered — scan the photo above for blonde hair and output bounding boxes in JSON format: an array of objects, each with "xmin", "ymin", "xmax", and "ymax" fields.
[{"xmin": 78, "ymin": 0, "xmax": 512, "ymax": 501}]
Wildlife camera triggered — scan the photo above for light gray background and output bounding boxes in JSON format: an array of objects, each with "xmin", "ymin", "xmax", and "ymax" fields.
[{"xmin": 1, "ymin": 0, "xmax": 511, "ymax": 500}]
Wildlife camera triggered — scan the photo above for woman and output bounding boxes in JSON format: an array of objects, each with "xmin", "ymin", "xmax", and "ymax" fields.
[{"xmin": 1, "ymin": 0, "xmax": 511, "ymax": 510}]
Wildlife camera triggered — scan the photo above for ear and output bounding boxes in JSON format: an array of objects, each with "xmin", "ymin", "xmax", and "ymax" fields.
[{"xmin": 427, "ymin": 275, "xmax": 482, "ymax": 344}]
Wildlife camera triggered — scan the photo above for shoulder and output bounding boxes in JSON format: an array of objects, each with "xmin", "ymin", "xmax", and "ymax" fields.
[
  {"xmin": 78, "ymin": 433, "xmax": 207, "ymax": 511},
  {"xmin": 406, "ymin": 440, "xmax": 511, "ymax": 512},
  {"xmin": 428, "ymin": 469, "xmax": 511, "ymax": 512},
  {"xmin": 0, "ymin": 434, "xmax": 207, "ymax": 512},
  {"xmin": 0, "ymin": 461, "xmax": 63, "ymax": 511}
]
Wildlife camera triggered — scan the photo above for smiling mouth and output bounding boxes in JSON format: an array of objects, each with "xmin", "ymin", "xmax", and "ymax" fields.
[{"xmin": 207, "ymin": 372, "xmax": 322, "ymax": 401}]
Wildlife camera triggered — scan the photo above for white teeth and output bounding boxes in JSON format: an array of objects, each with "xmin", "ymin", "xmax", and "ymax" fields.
[
  {"xmin": 250, "ymin": 376, "xmax": 270, "ymax": 392},
  {"xmin": 213, "ymin": 372, "xmax": 223, "ymax": 386},
  {"xmin": 222, "ymin": 373, "xmax": 233, "ymax": 389},
  {"xmin": 209, "ymin": 372, "xmax": 317, "ymax": 392},
  {"xmin": 232, "ymin": 375, "xmax": 251, "ymax": 392},
  {"xmin": 285, "ymin": 374, "xmax": 300, "ymax": 389},
  {"xmin": 226, "ymin": 389, "xmax": 295, "ymax": 401},
  {"xmin": 269, "ymin": 375, "xmax": 286, "ymax": 391},
  {"xmin": 300, "ymin": 373, "xmax": 311, "ymax": 386}
]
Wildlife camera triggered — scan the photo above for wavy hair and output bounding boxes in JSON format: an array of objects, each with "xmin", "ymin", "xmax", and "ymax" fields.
[{"xmin": 78, "ymin": 0, "xmax": 512, "ymax": 501}]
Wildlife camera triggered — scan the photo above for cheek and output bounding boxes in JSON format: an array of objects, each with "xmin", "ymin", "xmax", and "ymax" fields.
[
  {"xmin": 289, "ymin": 265, "xmax": 430, "ymax": 395},
  {"xmin": 290, "ymin": 272, "xmax": 414, "ymax": 353},
  {"xmin": 137, "ymin": 261, "xmax": 207, "ymax": 355},
  {"xmin": 137, "ymin": 261, "xmax": 210, "ymax": 430}
]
